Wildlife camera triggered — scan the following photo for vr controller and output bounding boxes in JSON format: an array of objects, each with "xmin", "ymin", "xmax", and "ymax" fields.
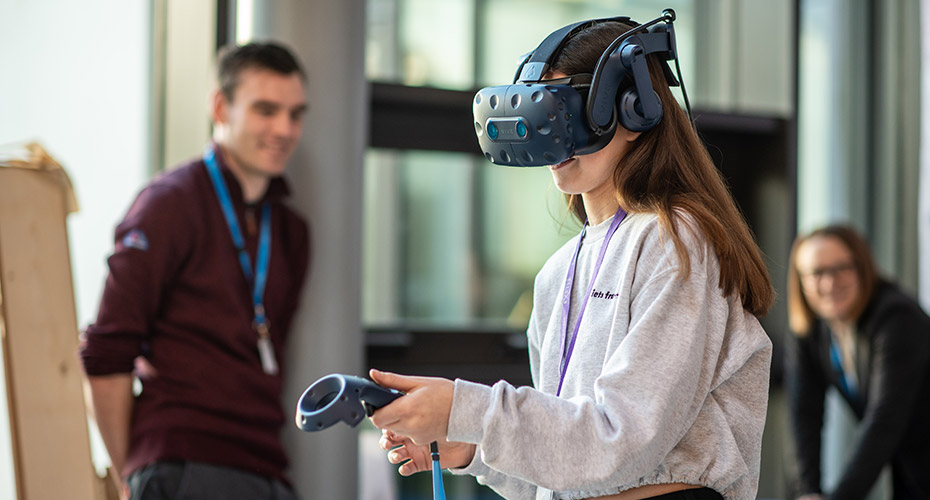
[
  {"xmin": 295, "ymin": 374, "xmax": 403, "ymax": 431},
  {"xmin": 473, "ymin": 9, "xmax": 680, "ymax": 167},
  {"xmin": 295, "ymin": 375, "xmax": 449, "ymax": 500}
]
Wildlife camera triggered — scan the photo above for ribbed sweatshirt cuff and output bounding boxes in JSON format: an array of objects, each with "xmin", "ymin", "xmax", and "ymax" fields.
[
  {"xmin": 447, "ymin": 378, "xmax": 493, "ymax": 476},
  {"xmin": 448, "ymin": 378, "xmax": 492, "ymax": 443}
]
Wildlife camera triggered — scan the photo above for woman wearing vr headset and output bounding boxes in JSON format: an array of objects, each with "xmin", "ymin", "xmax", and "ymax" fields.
[{"xmin": 370, "ymin": 15, "xmax": 774, "ymax": 500}]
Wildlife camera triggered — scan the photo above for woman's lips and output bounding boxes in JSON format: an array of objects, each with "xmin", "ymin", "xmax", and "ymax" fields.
[{"xmin": 551, "ymin": 157, "xmax": 576, "ymax": 170}]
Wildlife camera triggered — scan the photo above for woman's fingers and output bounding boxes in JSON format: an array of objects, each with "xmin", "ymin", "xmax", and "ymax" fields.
[
  {"xmin": 370, "ymin": 368, "xmax": 422, "ymax": 392},
  {"xmin": 379, "ymin": 430, "xmax": 476, "ymax": 476},
  {"xmin": 387, "ymin": 446, "xmax": 409, "ymax": 464},
  {"xmin": 368, "ymin": 374, "xmax": 455, "ymax": 445},
  {"xmin": 379, "ymin": 429, "xmax": 401, "ymax": 450},
  {"xmin": 397, "ymin": 458, "xmax": 425, "ymax": 476},
  {"xmin": 377, "ymin": 429, "xmax": 434, "ymax": 475}
]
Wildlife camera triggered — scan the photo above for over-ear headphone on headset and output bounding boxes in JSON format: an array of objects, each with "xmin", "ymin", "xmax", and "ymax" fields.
[{"xmin": 473, "ymin": 8, "xmax": 689, "ymax": 167}]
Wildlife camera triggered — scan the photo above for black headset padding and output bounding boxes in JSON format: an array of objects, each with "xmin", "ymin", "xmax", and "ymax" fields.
[
  {"xmin": 511, "ymin": 16, "xmax": 635, "ymax": 153},
  {"xmin": 617, "ymin": 88, "xmax": 663, "ymax": 132},
  {"xmin": 574, "ymin": 114, "xmax": 617, "ymax": 155},
  {"xmin": 587, "ymin": 22, "xmax": 676, "ymax": 133},
  {"xmin": 504, "ymin": 11, "xmax": 677, "ymax": 157}
]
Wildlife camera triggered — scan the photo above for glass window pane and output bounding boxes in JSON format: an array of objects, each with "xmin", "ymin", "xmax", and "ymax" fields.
[
  {"xmin": 362, "ymin": 150, "xmax": 575, "ymax": 328},
  {"xmin": 367, "ymin": 0, "xmax": 695, "ymax": 101},
  {"xmin": 367, "ymin": 0, "xmax": 476, "ymax": 90},
  {"xmin": 477, "ymin": 160, "xmax": 580, "ymax": 326},
  {"xmin": 477, "ymin": 0, "xmax": 695, "ymax": 101}
]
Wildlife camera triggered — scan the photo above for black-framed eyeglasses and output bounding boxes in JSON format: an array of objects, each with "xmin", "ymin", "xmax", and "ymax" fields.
[{"xmin": 799, "ymin": 262, "xmax": 857, "ymax": 283}]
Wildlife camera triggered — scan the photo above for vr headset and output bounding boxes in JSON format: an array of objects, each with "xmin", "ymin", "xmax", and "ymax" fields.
[{"xmin": 473, "ymin": 9, "xmax": 682, "ymax": 167}]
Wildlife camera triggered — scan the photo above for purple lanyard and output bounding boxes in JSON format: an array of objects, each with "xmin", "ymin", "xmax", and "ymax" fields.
[{"xmin": 557, "ymin": 206, "xmax": 627, "ymax": 396}]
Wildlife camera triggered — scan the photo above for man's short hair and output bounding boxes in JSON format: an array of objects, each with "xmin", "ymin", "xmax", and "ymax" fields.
[{"xmin": 217, "ymin": 41, "xmax": 306, "ymax": 102}]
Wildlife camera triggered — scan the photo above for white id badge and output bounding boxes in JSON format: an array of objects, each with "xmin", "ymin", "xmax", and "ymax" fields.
[{"xmin": 257, "ymin": 336, "xmax": 279, "ymax": 375}]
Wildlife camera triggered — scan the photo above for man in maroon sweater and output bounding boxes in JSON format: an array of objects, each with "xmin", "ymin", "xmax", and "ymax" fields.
[{"xmin": 81, "ymin": 42, "xmax": 310, "ymax": 500}]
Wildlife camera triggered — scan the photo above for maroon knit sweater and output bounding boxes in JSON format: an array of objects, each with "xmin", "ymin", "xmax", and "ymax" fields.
[{"xmin": 81, "ymin": 146, "xmax": 310, "ymax": 483}]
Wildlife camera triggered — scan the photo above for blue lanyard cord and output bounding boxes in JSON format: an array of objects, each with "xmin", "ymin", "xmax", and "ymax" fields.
[
  {"xmin": 430, "ymin": 442, "xmax": 447, "ymax": 500},
  {"xmin": 203, "ymin": 146, "xmax": 273, "ymax": 328},
  {"xmin": 829, "ymin": 337, "xmax": 858, "ymax": 400},
  {"xmin": 557, "ymin": 206, "xmax": 627, "ymax": 397},
  {"xmin": 253, "ymin": 203, "xmax": 272, "ymax": 325}
]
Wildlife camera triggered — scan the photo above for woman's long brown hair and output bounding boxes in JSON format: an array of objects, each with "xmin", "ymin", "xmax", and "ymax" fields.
[{"xmin": 554, "ymin": 20, "xmax": 774, "ymax": 316}]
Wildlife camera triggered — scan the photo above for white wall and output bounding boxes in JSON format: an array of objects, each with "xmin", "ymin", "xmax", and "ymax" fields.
[
  {"xmin": 0, "ymin": 0, "xmax": 152, "ymax": 496},
  {"xmin": 161, "ymin": 0, "xmax": 215, "ymax": 170}
]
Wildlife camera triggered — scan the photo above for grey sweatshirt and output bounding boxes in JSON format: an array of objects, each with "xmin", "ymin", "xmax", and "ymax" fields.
[{"xmin": 447, "ymin": 211, "xmax": 772, "ymax": 500}]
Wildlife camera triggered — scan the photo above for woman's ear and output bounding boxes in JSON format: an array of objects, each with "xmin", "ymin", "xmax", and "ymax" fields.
[
  {"xmin": 621, "ymin": 127, "xmax": 642, "ymax": 143},
  {"xmin": 612, "ymin": 125, "xmax": 641, "ymax": 143}
]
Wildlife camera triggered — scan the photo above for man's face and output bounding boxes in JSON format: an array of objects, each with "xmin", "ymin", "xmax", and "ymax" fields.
[{"xmin": 214, "ymin": 67, "xmax": 307, "ymax": 178}]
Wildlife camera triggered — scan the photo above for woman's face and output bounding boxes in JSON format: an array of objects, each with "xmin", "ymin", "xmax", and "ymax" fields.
[
  {"xmin": 795, "ymin": 235, "xmax": 861, "ymax": 323},
  {"xmin": 546, "ymin": 74, "xmax": 640, "ymax": 200}
]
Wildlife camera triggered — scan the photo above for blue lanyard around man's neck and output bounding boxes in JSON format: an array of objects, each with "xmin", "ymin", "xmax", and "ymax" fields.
[{"xmin": 203, "ymin": 146, "xmax": 277, "ymax": 374}]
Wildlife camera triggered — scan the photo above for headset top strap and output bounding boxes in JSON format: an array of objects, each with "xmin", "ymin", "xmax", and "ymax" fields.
[{"xmin": 515, "ymin": 16, "xmax": 631, "ymax": 83}]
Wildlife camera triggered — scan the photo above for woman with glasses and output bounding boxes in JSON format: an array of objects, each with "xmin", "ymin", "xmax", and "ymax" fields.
[{"xmin": 786, "ymin": 224, "xmax": 930, "ymax": 500}]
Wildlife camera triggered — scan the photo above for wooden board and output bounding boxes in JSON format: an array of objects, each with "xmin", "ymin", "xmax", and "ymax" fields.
[{"xmin": 0, "ymin": 167, "xmax": 102, "ymax": 500}]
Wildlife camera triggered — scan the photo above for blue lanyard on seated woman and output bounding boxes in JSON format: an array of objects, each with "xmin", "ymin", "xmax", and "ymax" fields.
[{"xmin": 204, "ymin": 145, "xmax": 278, "ymax": 375}]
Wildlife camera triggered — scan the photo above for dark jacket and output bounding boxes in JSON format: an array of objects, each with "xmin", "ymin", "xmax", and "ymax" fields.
[{"xmin": 786, "ymin": 280, "xmax": 930, "ymax": 500}]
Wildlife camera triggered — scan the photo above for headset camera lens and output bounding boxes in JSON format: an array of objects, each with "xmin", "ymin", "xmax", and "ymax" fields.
[{"xmin": 488, "ymin": 122, "xmax": 499, "ymax": 140}]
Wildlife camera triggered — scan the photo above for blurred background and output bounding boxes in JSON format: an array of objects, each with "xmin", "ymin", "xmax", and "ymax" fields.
[{"xmin": 0, "ymin": 0, "xmax": 927, "ymax": 499}]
